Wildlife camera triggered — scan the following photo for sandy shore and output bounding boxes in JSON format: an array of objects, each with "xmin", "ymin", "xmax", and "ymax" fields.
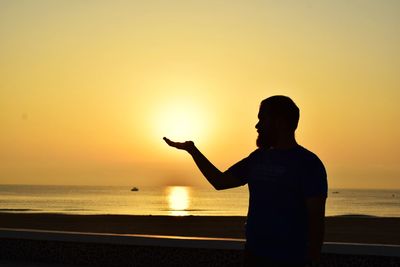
[{"xmin": 0, "ymin": 213, "xmax": 399, "ymax": 245}]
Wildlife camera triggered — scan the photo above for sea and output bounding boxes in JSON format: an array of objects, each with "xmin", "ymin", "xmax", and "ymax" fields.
[{"xmin": 0, "ymin": 185, "xmax": 400, "ymax": 217}]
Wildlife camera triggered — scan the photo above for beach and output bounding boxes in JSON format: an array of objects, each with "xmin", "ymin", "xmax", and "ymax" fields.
[{"xmin": 0, "ymin": 213, "xmax": 399, "ymax": 245}]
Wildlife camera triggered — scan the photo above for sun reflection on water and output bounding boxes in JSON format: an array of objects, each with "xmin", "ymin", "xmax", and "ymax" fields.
[{"xmin": 166, "ymin": 186, "xmax": 191, "ymax": 216}]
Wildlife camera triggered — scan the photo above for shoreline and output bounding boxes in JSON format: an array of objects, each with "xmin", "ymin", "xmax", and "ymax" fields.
[{"xmin": 1, "ymin": 212, "xmax": 400, "ymax": 245}]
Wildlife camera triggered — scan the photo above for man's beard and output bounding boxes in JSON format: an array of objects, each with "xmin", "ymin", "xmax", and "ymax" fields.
[{"xmin": 256, "ymin": 133, "xmax": 274, "ymax": 149}]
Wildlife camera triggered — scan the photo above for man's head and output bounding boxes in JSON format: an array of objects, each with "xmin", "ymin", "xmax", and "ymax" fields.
[{"xmin": 256, "ymin": 95, "xmax": 300, "ymax": 148}]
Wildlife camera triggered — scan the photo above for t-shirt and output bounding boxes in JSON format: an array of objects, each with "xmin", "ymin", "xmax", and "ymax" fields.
[{"xmin": 224, "ymin": 145, "xmax": 328, "ymax": 264}]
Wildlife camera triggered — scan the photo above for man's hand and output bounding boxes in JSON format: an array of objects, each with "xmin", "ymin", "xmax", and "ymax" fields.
[
  {"xmin": 162, "ymin": 137, "xmax": 243, "ymax": 190},
  {"xmin": 163, "ymin": 137, "xmax": 195, "ymax": 153}
]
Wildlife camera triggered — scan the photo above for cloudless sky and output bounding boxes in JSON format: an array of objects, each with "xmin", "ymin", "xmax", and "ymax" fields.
[{"xmin": 1, "ymin": 0, "xmax": 399, "ymax": 188}]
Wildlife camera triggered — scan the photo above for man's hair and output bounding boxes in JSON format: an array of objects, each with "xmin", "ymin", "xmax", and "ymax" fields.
[{"xmin": 260, "ymin": 95, "xmax": 300, "ymax": 131}]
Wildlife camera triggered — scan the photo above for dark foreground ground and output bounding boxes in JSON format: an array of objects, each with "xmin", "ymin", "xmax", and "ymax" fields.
[{"xmin": 1, "ymin": 213, "xmax": 399, "ymax": 245}]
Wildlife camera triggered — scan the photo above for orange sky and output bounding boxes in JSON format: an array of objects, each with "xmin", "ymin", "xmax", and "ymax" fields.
[{"xmin": 1, "ymin": 1, "xmax": 399, "ymax": 189}]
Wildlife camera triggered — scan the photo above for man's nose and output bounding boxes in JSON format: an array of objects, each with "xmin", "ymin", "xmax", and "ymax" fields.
[{"xmin": 255, "ymin": 121, "xmax": 259, "ymax": 129}]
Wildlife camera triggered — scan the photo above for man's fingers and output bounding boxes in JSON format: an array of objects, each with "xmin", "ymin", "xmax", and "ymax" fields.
[
  {"xmin": 163, "ymin": 137, "xmax": 171, "ymax": 145},
  {"xmin": 163, "ymin": 137, "xmax": 193, "ymax": 151},
  {"xmin": 163, "ymin": 137, "xmax": 180, "ymax": 148},
  {"xmin": 163, "ymin": 137, "xmax": 174, "ymax": 145}
]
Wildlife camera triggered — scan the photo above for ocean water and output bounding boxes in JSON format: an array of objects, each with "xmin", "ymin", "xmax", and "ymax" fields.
[{"xmin": 0, "ymin": 185, "xmax": 399, "ymax": 217}]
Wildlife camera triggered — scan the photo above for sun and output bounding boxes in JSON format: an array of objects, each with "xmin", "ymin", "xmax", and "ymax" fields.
[{"xmin": 156, "ymin": 100, "xmax": 207, "ymax": 141}]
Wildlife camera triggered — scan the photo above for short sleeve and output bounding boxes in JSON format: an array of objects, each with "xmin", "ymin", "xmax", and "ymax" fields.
[
  {"xmin": 224, "ymin": 150, "xmax": 258, "ymax": 185},
  {"xmin": 301, "ymin": 155, "xmax": 328, "ymax": 198}
]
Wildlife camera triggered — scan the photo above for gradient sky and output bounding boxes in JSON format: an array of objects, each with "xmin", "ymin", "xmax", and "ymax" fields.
[{"xmin": 1, "ymin": 0, "xmax": 399, "ymax": 189}]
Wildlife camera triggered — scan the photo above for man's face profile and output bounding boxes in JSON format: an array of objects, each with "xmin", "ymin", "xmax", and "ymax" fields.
[
  {"xmin": 255, "ymin": 96, "xmax": 299, "ymax": 149},
  {"xmin": 255, "ymin": 110, "xmax": 278, "ymax": 149}
]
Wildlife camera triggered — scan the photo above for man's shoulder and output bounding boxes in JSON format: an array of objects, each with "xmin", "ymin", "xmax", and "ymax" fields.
[
  {"xmin": 247, "ymin": 148, "xmax": 263, "ymax": 158},
  {"xmin": 295, "ymin": 146, "xmax": 324, "ymax": 166},
  {"xmin": 248, "ymin": 146, "xmax": 324, "ymax": 166}
]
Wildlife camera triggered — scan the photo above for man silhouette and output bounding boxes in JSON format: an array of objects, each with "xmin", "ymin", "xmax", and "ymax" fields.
[{"xmin": 164, "ymin": 95, "xmax": 327, "ymax": 267}]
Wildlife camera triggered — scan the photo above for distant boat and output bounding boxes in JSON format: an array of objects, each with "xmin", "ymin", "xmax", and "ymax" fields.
[
  {"xmin": 332, "ymin": 191, "xmax": 340, "ymax": 194},
  {"xmin": 131, "ymin": 187, "xmax": 139, "ymax": 192}
]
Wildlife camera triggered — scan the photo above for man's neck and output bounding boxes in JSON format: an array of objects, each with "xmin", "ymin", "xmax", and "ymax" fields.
[{"xmin": 271, "ymin": 135, "xmax": 298, "ymax": 150}]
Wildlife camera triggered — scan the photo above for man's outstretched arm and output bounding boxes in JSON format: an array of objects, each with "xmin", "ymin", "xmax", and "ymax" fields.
[{"xmin": 163, "ymin": 137, "xmax": 244, "ymax": 190}]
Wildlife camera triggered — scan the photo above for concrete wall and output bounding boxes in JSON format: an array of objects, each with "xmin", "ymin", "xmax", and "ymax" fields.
[{"xmin": 1, "ymin": 228, "xmax": 399, "ymax": 266}]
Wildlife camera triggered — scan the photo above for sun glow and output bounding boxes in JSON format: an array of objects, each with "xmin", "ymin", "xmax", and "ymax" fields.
[
  {"xmin": 157, "ymin": 102, "xmax": 206, "ymax": 141},
  {"xmin": 166, "ymin": 186, "xmax": 191, "ymax": 216}
]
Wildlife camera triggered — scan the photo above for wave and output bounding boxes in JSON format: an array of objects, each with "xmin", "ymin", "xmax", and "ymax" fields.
[
  {"xmin": 0, "ymin": 208, "xmax": 41, "ymax": 212},
  {"xmin": 335, "ymin": 214, "xmax": 379, "ymax": 218},
  {"xmin": 61, "ymin": 209, "xmax": 92, "ymax": 211},
  {"xmin": 160, "ymin": 209, "xmax": 215, "ymax": 212}
]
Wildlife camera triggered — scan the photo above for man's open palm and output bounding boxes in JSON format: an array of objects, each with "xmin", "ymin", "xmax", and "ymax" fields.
[{"xmin": 163, "ymin": 137, "xmax": 194, "ymax": 152}]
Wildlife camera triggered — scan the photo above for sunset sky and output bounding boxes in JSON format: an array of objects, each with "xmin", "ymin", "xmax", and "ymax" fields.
[{"xmin": 1, "ymin": 0, "xmax": 399, "ymax": 189}]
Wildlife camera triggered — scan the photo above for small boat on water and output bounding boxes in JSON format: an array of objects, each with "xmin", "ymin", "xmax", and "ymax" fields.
[{"xmin": 131, "ymin": 187, "xmax": 139, "ymax": 192}]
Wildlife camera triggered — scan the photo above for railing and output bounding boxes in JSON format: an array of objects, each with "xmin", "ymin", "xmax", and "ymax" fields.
[{"xmin": 1, "ymin": 228, "xmax": 399, "ymax": 266}]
